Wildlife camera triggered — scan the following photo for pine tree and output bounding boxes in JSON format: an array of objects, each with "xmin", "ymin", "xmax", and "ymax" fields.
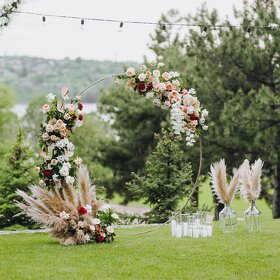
[
  {"xmin": 0, "ymin": 128, "xmax": 37, "ymax": 228},
  {"xmin": 128, "ymin": 130, "xmax": 193, "ymax": 223}
]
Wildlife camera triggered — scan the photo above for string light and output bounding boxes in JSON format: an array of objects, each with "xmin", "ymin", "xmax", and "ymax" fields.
[
  {"xmin": 13, "ymin": 11, "xmax": 279, "ymax": 32},
  {"xmin": 118, "ymin": 21, "xmax": 123, "ymax": 32},
  {"xmin": 245, "ymin": 26, "xmax": 251, "ymax": 38},
  {"xmin": 201, "ymin": 26, "xmax": 207, "ymax": 37},
  {"xmin": 81, "ymin": 18, "xmax": 85, "ymax": 30}
]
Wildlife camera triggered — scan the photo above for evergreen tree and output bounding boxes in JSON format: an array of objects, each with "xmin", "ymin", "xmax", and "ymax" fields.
[
  {"xmin": 128, "ymin": 130, "xmax": 193, "ymax": 223},
  {"xmin": 0, "ymin": 128, "xmax": 37, "ymax": 228},
  {"xmin": 149, "ymin": 0, "xmax": 280, "ymax": 218}
]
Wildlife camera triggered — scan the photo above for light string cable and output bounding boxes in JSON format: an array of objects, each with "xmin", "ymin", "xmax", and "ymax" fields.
[
  {"xmin": 14, "ymin": 11, "xmax": 279, "ymax": 30},
  {"xmin": 77, "ymin": 75, "xmax": 203, "ymax": 236}
]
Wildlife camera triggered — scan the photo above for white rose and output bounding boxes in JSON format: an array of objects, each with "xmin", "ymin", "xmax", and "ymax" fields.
[
  {"xmin": 52, "ymin": 174, "xmax": 59, "ymax": 181},
  {"xmin": 202, "ymin": 125, "xmax": 209, "ymax": 131},
  {"xmin": 153, "ymin": 99, "xmax": 161, "ymax": 106},
  {"xmin": 188, "ymin": 88, "xmax": 196, "ymax": 95},
  {"xmin": 202, "ymin": 109, "xmax": 209, "ymax": 118},
  {"xmin": 93, "ymin": 218, "xmax": 100, "ymax": 225},
  {"xmin": 59, "ymin": 166, "xmax": 69, "ymax": 177},
  {"xmin": 157, "ymin": 62, "xmax": 165, "ymax": 67},
  {"xmin": 85, "ymin": 204, "xmax": 92, "ymax": 213},
  {"xmin": 89, "ymin": 225, "xmax": 95, "ymax": 232},
  {"xmin": 42, "ymin": 104, "xmax": 50, "ymax": 114},
  {"xmin": 111, "ymin": 213, "xmax": 119, "ymax": 220},
  {"xmin": 200, "ymin": 117, "xmax": 206, "ymax": 124},
  {"xmin": 78, "ymin": 221, "xmax": 84, "ymax": 228},
  {"xmin": 153, "ymin": 70, "xmax": 160, "ymax": 78},
  {"xmin": 67, "ymin": 103, "xmax": 75, "ymax": 113},
  {"xmin": 39, "ymin": 180, "xmax": 46, "ymax": 187},
  {"xmin": 59, "ymin": 211, "xmax": 70, "ymax": 220},
  {"xmin": 187, "ymin": 106, "xmax": 194, "ymax": 114},
  {"xmin": 159, "ymin": 83, "xmax": 166, "ymax": 92},
  {"xmin": 66, "ymin": 176, "xmax": 74, "ymax": 185},
  {"xmin": 106, "ymin": 225, "xmax": 114, "ymax": 234},
  {"xmin": 99, "ymin": 204, "xmax": 111, "ymax": 212},
  {"xmin": 64, "ymin": 113, "xmax": 71, "ymax": 120},
  {"xmin": 140, "ymin": 65, "xmax": 147, "ymax": 71},
  {"xmin": 126, "ymin": 67, "xmax": 135, "ymax": 77},
  {"xmin": 42, "ymin": 133, "xmax": 49, "ymax": 141},
  {"xmin": 46, "ymin": 124, "xmax": 53, "ymax": 132},
  {"xmin": 138, "ymin": 73, "xmax": 146, "ymax": 81},
  {"xmin": 46, "ymin": 93, "xmax": 56, "ymax": 103},
  {"xmin": 146, "ymin": 92, "xmax": 154, "ymax": 99},
  {"xmin": 75, "ymin": 120, "xmax": 83, "ymax": 128},
  {"xmin": 74, "ymin": 157, "xmax": 83, "ymax": 165}
]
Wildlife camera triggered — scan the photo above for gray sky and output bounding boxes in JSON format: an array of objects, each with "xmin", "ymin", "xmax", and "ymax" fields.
[{"xmin": 0, "ymin": 0, "xmax": 244, "ymax": 62}]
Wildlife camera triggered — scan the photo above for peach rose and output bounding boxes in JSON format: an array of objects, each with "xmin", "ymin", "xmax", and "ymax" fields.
[
  {"xmin": 60, "ymin": 130, "xmax": 67, "ymax": 137},
  {"xmin": 67, "ymin": 104, "xmax": 75, "ymax": 113},
  {"xmin": 162, "ymin": 72, "xmax": 171, "ymax": 81},
  {"xmin": 126, "ymin": 67, "xmax": 136, "ymax": 77},
  {"xmin": 50, "ymin": 135, "xmax": 58, "ymax": 141},
  {"xmin": 56, "ymin": 119, "xmax": 63, "ymax": 127},
  {"xmin": 165, "ymin": 81, "xmax": 173, "ymax": 91},
  {"xmin": 51, "ymin": 159, "xmax": 58, "ymax": 166},
  {"xmin": 125, "ymin": 78, "xmax": 136, "ymax": 89},
  {"xmin": 42, "ymin": 104, "xmax": 50, "ymax": 114}
]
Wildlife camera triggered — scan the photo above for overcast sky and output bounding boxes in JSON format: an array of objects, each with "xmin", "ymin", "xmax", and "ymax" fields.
[{"xmin": 0, "ymin": 0, "xmax": 244, "ymax": 62}]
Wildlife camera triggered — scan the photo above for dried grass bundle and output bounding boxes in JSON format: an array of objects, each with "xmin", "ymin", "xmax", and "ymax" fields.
[
  {"xmin": 16, "ymin": 165, "xmax": 104, "ymax": 245},
  {"xmin": 210, "ymin": 159, "xmax": 240, "ymax": 204},
  {"xmin": 240, "ymin": 159, "xmax": 263, "ymax": 202}
]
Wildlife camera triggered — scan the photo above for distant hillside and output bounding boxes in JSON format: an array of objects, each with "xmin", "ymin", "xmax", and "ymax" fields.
[{"xmin": 0, "ymin": 56, "xmax": 137, "ymax": 103}]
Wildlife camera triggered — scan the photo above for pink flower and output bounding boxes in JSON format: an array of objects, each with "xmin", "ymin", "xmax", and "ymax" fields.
[
  {"xmin": 162, "ymin": 72, "xmax": 171, "ymax": 81},
  {"xmin": 67, "ymin": 104, "xmax": 75, "ymax": 113}
]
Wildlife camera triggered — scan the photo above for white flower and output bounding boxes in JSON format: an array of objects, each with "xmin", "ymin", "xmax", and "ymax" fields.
[
  {"xmin": 114, "ymin": 79, "xmax": 120, "ymax": 85},
  {"xmin": 173, "ymin": 71, "xmax": 180, "ymax": 78},
  {"xmin": 57, "ymin": 156, "xmax": 65, "ymax": 163},
  {"xmin": 138, "ymin": 73, "xmax": 146, "ymax": 81},
  {"xmin": 78, "ymin": 221, "xmax": 84, "ymax": 228},
  {"xmin": 39, "ymin": 180, "xmax": 46, "ymax": 187},
  {"xmin": 159, "ymin": 83, "xmax": 166, "ymax": 92},
  {"xmin": 172, "ymin": 80, "xmax": 180, "ymax": 87},
  {"xmin": 146, "ymin": 92, "xmax": 154, "ymax": 99},
  {"xmin": 152, "ymin": 77, "xmax": 160, "ymax": 87},
  {"xmin": 188, "ymin": 88, "xmax": 196, "ymax": 95},
  {"xmin": 201, "ymin": 109, "xmax": 209, "ymax": 118},
  {"xmin": 74, "ymin": 157, "xmax": 83, "ymax": 165},
  {"xmin": 99, "ymin": 204, "xmax": 111, "ymax": 212},
  {"xmin": 187, "ymin": 106, "xmax": 194, "ymax": 114},
  {"xmin": 126, "ymin": 67, "xmax": 136, "ymax": 77},
  {"xmin": 157, "ymin": 62, "xmax": 165, "ymax": 67},
  {"xmin": 59, "ymin": 211, "xmax": 70, "ymax": 220},
  {"xmin": 52, "ymin": 174, "xmax": 59, "ymax": 181},
  {"xmin": 89, "ymin": 225, "xmax": 95, "ymax": 232},
  {"xmin": 106, "ymin": 225, "xmax": 114, "ymax": 233},
  {"xmin": 140, "ymin": 65, "xmax": 147, "ymax": 71},
  {"xmin": 67, "ymin": 142, "xmax": 75, "ymax": 151},
  {"xmin": 64, "ymin": 113, "xmax": 71, "ymax": 120},
  {"xmin": 84, "ymin": 234, "xmax": 90, "ymax": 242},
  {"xmin": 92, "ymin": 218, "xmax": 101, "ymax": 225},
  {"xmin": 51, "ymin": 159, "xmax": 58, "ymax": 166},
  {"xmin": 202, "ymin": 125, "xmax": 209, "ymax": 131},
  {"xmin": 85, "ymin": 204, "xmax": 92, "ymax": 213},
  {"xmin": 42, "ymin": 133, "xmax": 49, "ymax": 141},
  {"xmin": 66, "ymin": 176, "xmax": 74, "ymax": 185},
  {"xmin": 150, "ymin": 61, "xmax": 157, "ymax": 66},
  {"xmin": 153, "ymin": 99, "xmax": 161, "ymax": 106},
  {"xmin": 67, "ymin": 103, "xmax": 75, "ymax": 113},
  {"xmin": 162, "ymin": 72, "xmax": 171, "ymax": 81},
  {"xmin": 111, "ymin": 213, "xmax": 119, "ymax": 220},
  {"xmin": 63, "ymin": 162, "xmax": 71, "ymax": 169},
  {"xmin": 42, "ymin": 104, "xmax": 50, "ymax": 114},
  {"xmin": 163, "ymin": 100, "xmax": 171, "ymax": 108},
  {"xmin": 200, "ymin": 117, "xmax": 206, "ymax": 124},
  {"xmin": 59, "ymin": 166, "xmax": 69, "ymax": 177},
  {"xmin": 46, "ymin": 124, "xmax": 53, "ymax": 133},
  {"xmin": 65, "ymin": 150, "xmax": 74, "ymax": 158},
  {"xmin": 153, "ymin": 70, "xmax": 160, "ymax": 78},
  {"xmin": 46, "ymin": 93, "xmax": 56, "ymax": 103}
]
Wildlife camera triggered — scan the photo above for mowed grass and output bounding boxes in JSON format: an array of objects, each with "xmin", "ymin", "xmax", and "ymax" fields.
[{"xmin": 1, "ymin": 219, "xmax": 280, "ymax": 280}]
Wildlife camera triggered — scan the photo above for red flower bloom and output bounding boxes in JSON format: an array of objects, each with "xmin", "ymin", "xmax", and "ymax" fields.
[
  {"xmin": 78, "ymin": 206, "xmax": 87, "ymax": 215},
  {"xmin": 72, "ymin": 115, "xmax": 77, "ymax": 120},
  {"xmin": 43, "ymin": 170, "xmax": 52, "ymax": 178},
  {"xmin": 78, "ymin": 114, "xmax": 84, "ymax": 121},
  {"xmin": 98, "ymin": 235, "xmax": 105, "ymax": 242},
  {"xmin": 138, "ymin": 82, "xmax": 146, "ymax": 91},
  {"xmin": 78, "ymin": 103, "xmax": 83, "ymax": 110},
  {"xmin": 189, "ymin": 114, "xmax": 198, "ymax": 120},
  {"xmin": 147, "ymin": 83, "xmax": 153, "ymax": 91}
]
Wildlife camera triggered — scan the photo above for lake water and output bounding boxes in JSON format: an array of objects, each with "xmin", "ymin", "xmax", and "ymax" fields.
[{"xmin": 12, "ymin": 103, "xmax": 97, "ymax": 117}]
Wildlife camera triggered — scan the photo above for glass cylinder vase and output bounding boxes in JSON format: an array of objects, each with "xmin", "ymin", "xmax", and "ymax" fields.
[
  {"xmin": 244, "ymin": 202, "xmax": 262, "ymax": 232},
  {"xmin": 219, "ymin": 204, "xmax": 237, "ymax": 233}
]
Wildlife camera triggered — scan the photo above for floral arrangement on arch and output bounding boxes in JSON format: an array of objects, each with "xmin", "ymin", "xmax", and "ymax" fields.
[
  {"xmin": 38, "ymin": 88, "xmax": 84, "ymax": 188},
  {"xmin": 16, "ymin": 166, "xmax": 119, "ymax": 245},
  {"xmin": 116, "ymin": 62, "xmax": 209, "ymax": 146}
]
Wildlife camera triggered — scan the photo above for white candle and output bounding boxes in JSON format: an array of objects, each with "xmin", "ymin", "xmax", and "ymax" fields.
[
  {"xmin": 202, "ymin": 225, "xmax": 208, "ymax": 237},
  {"xmin": 175, "ymin": 225, "xmax": 182, "ymax": 238},
  {"xmin": 183, "ymin": 222, "xmax": 188, "ymax": 236},
  {"xmin": 171, "ymin": 220, "xmax": 176, "ymax": 236},
  {"xmin": 207, "ymin": 225, "xmax": 213, "ymax": 237}
]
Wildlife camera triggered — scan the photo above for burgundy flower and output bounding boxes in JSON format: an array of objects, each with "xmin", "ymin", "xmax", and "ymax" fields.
[
  {"xmin": 78, "ymin": 114, "xmax": 84, "ymax": 121},
  {"xmin": 138, "ymin": 82, "xmax": 146, "ymax": 91},
  {"xmin": 72, "ymin": 115, "xmax": 77, "ymax": 120},
  {"xmin": 147, "ymin": 83, "xmax": 153, "ymax": 91},
  {"xmin": 78, "ymin": 103, "xmax": 83, "ymax": 110},
  {"xmin": 43, "ymin": 170, "xmax": 52, "ymax": 178},
  {"xmin": 78, "ymin": 206, "xmax": 87, "ymax": 215},
  {"xmin": 98, "ymin": 235, "xmax": 105, "ymax": 242},
  {"xmin": 189, "ymin": 114, "xmax": 198, "ymax": 120}
]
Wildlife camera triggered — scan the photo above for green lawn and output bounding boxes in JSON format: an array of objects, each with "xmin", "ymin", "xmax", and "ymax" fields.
[{"xmin": 1, "ymin": 220, "xmax": 280, "ymax": 280}]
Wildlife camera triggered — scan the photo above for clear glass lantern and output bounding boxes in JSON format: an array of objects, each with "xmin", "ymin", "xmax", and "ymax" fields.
[
  {"xmin": 244, "ymin": 202, "xmax": 262, "ymax": 232},
  {"xmin": 219, "ymin": 204, "xmax": 237, "ymax": 233}
]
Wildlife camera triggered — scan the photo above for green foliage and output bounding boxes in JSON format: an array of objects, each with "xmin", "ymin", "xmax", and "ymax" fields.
[
  {"xmin": 0, "ymin": 56, "xmax": 137, "ymax": 103},
  {"xmin": 128, "ymin": 130, "xmax": 193, "ymax": 223},
  {"xmin": 99, "ymin": 85, "xmax": 168, "ymax": 203},
  {"xmin": 0, "ymin": 128, "xmax": 37, "ymax": 228},
  {"xmin": 149, "ymin": 0, "xmax": 280, "ymax": 217}
]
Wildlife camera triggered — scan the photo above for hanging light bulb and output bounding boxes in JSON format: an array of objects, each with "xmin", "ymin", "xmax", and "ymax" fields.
[
  {"xmin": 118, "ymin": 21, "xmax": 124, "ymax": 32},
  {"xmin": 245, "ymin": 26, "xmax": 251, "ymax": 38},
  {"xmin": 201, "ymin": 26, "xmax": 207, "ymax": 37},
  {"xmin": 81, "ymin": 18, "xmax": 85, "ymax": 30},
  {"xmin": 161, "ymin": 24, "xmax": 166, "ymax": 31},
  {"xmin": 41, "ymin": 15, "xmax": 46, "ymax": 26}
]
